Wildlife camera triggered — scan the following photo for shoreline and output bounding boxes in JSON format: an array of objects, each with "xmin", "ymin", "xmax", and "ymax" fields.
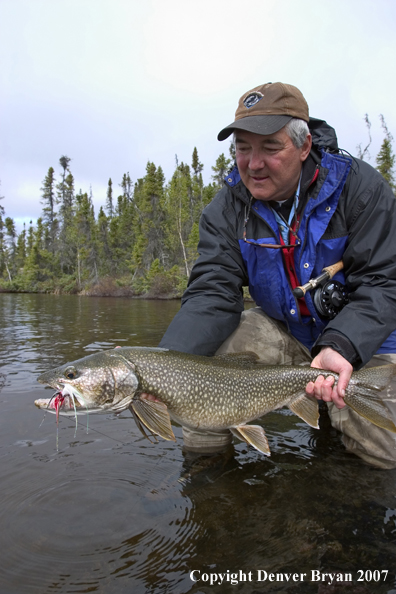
[{"xmin": 0, "ymin": 286, "xmax": 254, "ymax": 302}]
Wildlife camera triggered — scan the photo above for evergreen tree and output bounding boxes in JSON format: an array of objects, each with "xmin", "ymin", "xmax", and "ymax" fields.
[
  {"xmin": 164, "ymin": 160, "xmax": 193, "ymax": 275},
  {"xmin": 58, "ymin": 170, "xmax": 76, "ymax": 274},
  {"xmin": 58, "ymin": 155, "xmax": 71, "ymax": 206},
  {"xmin": 106, "ymin": 178, "xmax": 114, "ymax": 218},
  {"xmin": 0, "ymin": 181, "xmax": 4, "ymax": 218},
  {"xmin": 103, "ymin": 188, "xmax": 136, "ymax": 277},
  {"xmin": 73, "ymin": 191, "xmax": 99, "ymax": 287},
  {"xmin": 211, "ymin": 153, "xmax": 231, "ymax": 188},
  {"xmin": 40, "ymin": 166, "xmax": 58, "ymax": 253},
  {"xmin": 376, "ymin": 115, "xmax": 395, "ymax": 193},
  {"xmin": 0, "ymin": 213, "xmax": 5, "ymax": 279},
  {"xmin": 15, "ymin": 224, "xmax": 27, "ymax": 272},
  {"xmin": 26, "ymin": 222, "xmax": 34, "ymax": 257},
  {"xmin": 120, "ymin": 172, "xmax": 133, "ymax": 201},
  {"xmin": 132, "ymin": 162, "xmax": 166, "ymax": 273},
  {"xmin": 22, "ymin": 218, "xmax": 53, "ymax": 288},
  {"xmin": 192, "ymin": 147, "xmax": 203, "ymax": 177},
  {"xmin": 96, "ymin": 206, "xmax": 112, "ymax": 276},
  {"xmin": 191, "ymin": 147, "xmax": 204, "ymax": 216},
  {"xmin": 4, "ymin": 217, "xmax": 17, "ymax": 279}
]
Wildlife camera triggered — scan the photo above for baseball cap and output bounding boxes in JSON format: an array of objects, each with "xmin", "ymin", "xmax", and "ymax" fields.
[{"xmin": 217, "ymin": 82, "xmax": 309, "ymax": 141}]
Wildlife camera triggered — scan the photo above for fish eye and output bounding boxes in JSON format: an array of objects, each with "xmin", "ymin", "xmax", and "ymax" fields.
[{"xmin": 64, "ymin": 366, "xmax": 77, "ymax": 380}]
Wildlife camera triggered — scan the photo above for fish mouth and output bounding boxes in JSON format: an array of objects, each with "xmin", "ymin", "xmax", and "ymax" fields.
[
  {"xmin": 34, "ymin": 384, "xmax": 91, "ymax": 418},
  {"xmin": 35, "ymin": 382, "xmax": 132, "ymax": 418}
]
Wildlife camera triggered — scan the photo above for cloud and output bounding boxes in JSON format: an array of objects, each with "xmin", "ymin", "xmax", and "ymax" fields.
[{"xmin": 1, "ymin": 0, "xmax": 395, "ymax": 227}]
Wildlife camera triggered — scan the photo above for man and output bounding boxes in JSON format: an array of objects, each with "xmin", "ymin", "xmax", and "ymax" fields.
[{"xmin": 159, "ymin": 82, "xmax": 396, "ymax": 466}]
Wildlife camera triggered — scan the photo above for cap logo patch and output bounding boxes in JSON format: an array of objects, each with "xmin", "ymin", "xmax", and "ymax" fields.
[{"xmin": 243, "ymin": 91, "xmax": 263, "ymax": 109}]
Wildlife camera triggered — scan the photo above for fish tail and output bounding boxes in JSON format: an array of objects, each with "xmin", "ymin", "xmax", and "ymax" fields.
[{"xmin": 345, "ymin": 364, "xmax": 396, "ymax": 433}]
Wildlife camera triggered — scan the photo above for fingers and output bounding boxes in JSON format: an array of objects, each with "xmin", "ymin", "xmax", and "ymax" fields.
[
  {"xmin": 306, "ymin": 374, "xmax": 336, "ymax": 401},
  {"xmin": 332, "ymin": 367, "xmax": 351, "ymax": 408},
  {"xmin": 306, "ymin": 348, "xmax": 352, "ymax": 409},
  {"xmin": 306, "ymin": 375, "xmax": 345, "ymax": 409}
]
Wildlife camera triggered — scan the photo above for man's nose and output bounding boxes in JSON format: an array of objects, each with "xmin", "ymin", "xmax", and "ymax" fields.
[{"xmin": 248, "ymin": 150, "xmax": 265, "ymax": 171}]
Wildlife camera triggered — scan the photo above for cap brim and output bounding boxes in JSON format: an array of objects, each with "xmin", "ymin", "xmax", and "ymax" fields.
[{"xmin": 217, "ymin": 114, "xmax": 293, "ymax": 141}]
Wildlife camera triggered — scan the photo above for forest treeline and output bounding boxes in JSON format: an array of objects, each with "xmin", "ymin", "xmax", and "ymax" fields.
[
  {"xmin": 0, "ymin": 147, "xmax": 235, "ymax": 297},
  {"xmin": 0, "ymin": 115, "xmax": 395, "ymax": 298}
]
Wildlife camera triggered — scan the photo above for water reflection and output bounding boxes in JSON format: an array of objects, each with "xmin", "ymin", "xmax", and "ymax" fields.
[{"xmin": 0, "ymin": 294, "xmax": 395, "ymax": 594}]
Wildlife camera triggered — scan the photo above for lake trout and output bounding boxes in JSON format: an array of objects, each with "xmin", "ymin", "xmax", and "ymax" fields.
[{"xmin": 35, "ymin": 347, "xmax": 396, "ymax": 455}]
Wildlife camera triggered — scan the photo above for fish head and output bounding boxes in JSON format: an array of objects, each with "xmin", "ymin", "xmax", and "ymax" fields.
[{"xmin": 35, "ymin": 350, "xmax": 139, "ymax": 415}]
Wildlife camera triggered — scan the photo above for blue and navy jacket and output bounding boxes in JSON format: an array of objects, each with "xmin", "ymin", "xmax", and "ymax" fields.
[
  {"xmin": 238, "ymin": 148, "xmax": 352, "ymax": 349},
  {"xmin": 161, "ymin": 120, "xmax": 396, "ymax": 367}
]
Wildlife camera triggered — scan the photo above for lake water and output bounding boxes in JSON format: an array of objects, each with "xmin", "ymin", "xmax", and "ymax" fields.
[{"xmin": 0, "ymin": 293, "xmax": 395, "ymax": 594}]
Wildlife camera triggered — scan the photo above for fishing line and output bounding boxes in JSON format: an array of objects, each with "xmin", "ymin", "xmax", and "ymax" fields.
[
  {"xmin": 75, "ymin": 423, "xmax": 130, "ymax": 446},
  {"xmin": 40, "ymin": 410, "xmax": 129, "ymax": 447}
]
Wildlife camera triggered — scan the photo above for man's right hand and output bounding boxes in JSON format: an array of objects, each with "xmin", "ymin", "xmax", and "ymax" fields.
[{"xmin": 305, "ymin": 347, "xmax": 353, "ymax": 409}]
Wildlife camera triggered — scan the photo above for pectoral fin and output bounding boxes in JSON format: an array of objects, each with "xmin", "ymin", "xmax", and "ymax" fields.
[
  {"xmin": 231, "ymin": 425, "xmax": 271, "ymax": 456},
  {"xmin": 131, "ymin": 398, "xmax": 176, "ymax": 442},
  {"xmin": 288, "ymin": 392, "xmax": 320, "ymax": 429},
  {"xmin": 129, "ymin": 405, "xmax": 158, "ymax": 443}
]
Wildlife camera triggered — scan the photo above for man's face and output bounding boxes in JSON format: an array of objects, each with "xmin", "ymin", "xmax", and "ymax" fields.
[{"xmin": 235, "ymin": 127, "xmax": 312, "ymax": 202}]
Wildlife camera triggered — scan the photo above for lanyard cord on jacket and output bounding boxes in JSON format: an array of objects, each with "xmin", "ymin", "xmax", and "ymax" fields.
[
  {"xmin": 270, "ymin": 172, "xmax": 302, "ymax": 245},
  {"xmin": 243, "ymin": 173, "xmax": 303, "ymax": 250}
]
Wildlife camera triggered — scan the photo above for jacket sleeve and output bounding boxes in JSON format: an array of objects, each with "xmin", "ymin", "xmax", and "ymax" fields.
[
  {"xmin": 159, "ymin": 190, "xmax": 248, "ymax": 355},
  {"xmin": 313, "ymin": 162, "xmax": 396, "ymax": 367}
]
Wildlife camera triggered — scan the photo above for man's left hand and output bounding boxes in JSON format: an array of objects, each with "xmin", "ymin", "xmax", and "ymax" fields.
[{"xmin": 305, "ymin": 347, "xmax": 353, "ymax": 409}]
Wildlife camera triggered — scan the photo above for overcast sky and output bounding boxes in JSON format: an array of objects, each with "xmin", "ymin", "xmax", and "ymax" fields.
[{"xmin": 1, "ymin": 0, "xmax": 395, "ymax": 230}]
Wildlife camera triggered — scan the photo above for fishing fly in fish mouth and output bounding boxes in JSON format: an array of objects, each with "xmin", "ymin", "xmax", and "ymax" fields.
[
  {"xmin": 35, "ymin": 346, "xmax": 396, "ymax": 456},
  {"xmin": 43, "ymin": 385, "xmax": 85, "ymax": 424}
]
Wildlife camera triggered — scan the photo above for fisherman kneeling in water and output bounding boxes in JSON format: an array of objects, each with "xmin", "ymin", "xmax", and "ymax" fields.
[{"xmin": 158, "ymin": 82, "xmax": 396, "ymax": 468}]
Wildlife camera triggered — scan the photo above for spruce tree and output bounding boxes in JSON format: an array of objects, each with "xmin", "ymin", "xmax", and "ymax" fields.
[
  {"xmin": 73, "ymin": 191, "xmax": 99, "ymax": 287},
  {"xmin": 192, "ymin": 147, "xmax": 203, "ymax": 177},
  {"xmin": 58, "ymin": 156, "xmax": 71, "ymax": 207},
  {"xmin": 120, "ymin": 173, "xmax": 133, "ymax": 202},
  {"xmin": 15, "ymin": 224, "xmax": 27, "ymax": 271},
  {"xmin": 191, "ymin": 147, "xmax": 204, "ymax": 217},
  {"xmin": 96, "ymin": 206, "xmax": 111, "ymax": 275},
  {"xmin": 0, "ymin": 181, "xmax": 4, "ymax": 218},
  {"xmin": 376, "ymin": 115, "xmax": 395, "ymax": 194},
  {"xmin": 132, "ymin": 162, "xmax": 166, "ymax": 273},
  {"xmin": 211, "ymin": 153, "xmax": 231, "ymax": 188},
  {"xmin": 0, "ymin": 213, "xmax": 5, "ymax": 279},
  {"xmin": 22, "ymin": 218, "xmax": 53, "ymax": 288},
  {"xmin": 4, "ymin": 217, "xmax": 17, "ymax": 279},
  {"xmin": 106, "ymin": 178, "xmax": 114, "ymax": 218},
  {"xmin": 58, "ymin": 170, "xmax": 76, "ymax": 274},
  {"xmin": 165, "ymin": 160, "xmax": 192, "ymax": 275},
  {"xmin": 40, "ymin": 166, "xmax": 58, "ymax": 253}
]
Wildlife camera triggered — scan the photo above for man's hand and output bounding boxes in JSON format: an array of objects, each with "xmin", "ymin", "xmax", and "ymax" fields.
[{"xmin": 305, "ymin": 347, "xmax": 353, "ymax": 409}]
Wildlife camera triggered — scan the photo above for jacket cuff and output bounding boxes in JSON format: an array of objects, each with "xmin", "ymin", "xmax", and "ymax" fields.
[{"xmin": 311, "ymin": 330, "xmax": 361, "ymax": 367}]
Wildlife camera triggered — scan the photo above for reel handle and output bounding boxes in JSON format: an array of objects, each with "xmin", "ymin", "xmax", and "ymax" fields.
[{"xmin": 293, "ymin": 261, "xmax": 344, "ymax": 299}]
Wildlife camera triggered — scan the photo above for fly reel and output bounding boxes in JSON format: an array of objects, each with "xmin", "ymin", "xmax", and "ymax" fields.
[
  {"xmin": 312, "ymin": 280, "xmax": 349, "ymax": 319},
  {"xmin": 292, "ymin": 261, "xmax": 349, "ymax": 319}
]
